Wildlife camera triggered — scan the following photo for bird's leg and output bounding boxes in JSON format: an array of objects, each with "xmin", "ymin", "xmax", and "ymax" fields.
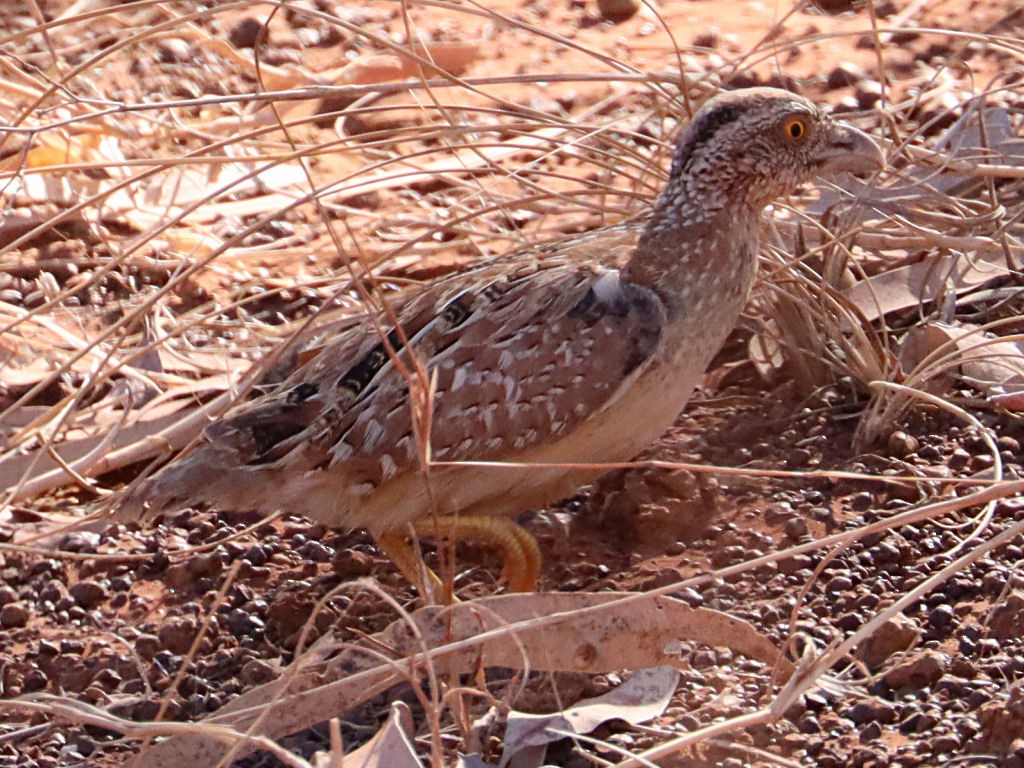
[
  {"xmin": 376, "ymin": 528, "xmax": 446, "ymax": 603},
  {"xmin": 411, "ymin": 515, "xmax": 541, "ymax": 592}
]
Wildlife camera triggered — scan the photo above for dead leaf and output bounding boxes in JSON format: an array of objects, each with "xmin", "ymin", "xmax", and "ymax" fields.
[
  {"xmin": 498, "ymin": 666, "xmax": 680, "ymax": 767},
  {"xmin": 844, "ymin": 254, "xmax": 1008, "ymax": 324},
  {"xmin": 322, "ymin": 41, "xmax": 482, "ymax": 86},
  {"xmin": 896, "ymin": 323, "xmax": 958, "ymax": 395},
  {"xmin": 313, "ymin": 702, "xmax": 419, "ymax": 768},
  {"xmin": 896, "ymin": 321, "xmax": 1024, "ymax": 408}
]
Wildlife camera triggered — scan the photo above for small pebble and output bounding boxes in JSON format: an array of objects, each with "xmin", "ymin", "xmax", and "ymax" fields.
[
  {"xmin": 0, "ymin": 585, "xmax": 17, "ymax": 610},
  {"xmin": 135, "ymin": 634, "xmax": 161, "ymax": 660},
  {"xmin": 596, "ymin": 0, "xmax": 640, "ymax": 22},
  {"xmin": 159, "ymin": 617, "xmax": 199, "ymax": 655},
  {"xmin": 229, "ymin": 16, "xmax": 266, "ymax": 49},
  {"xmin": 70, "ymin": 580, "xmax": 107, "ymax": 609},
  {"xmin": 927, "ymin": 604, "xmax": 955, "ymax": 630},
  {"xmin": 59, "ymin": 531, "xmax": 100, "ymax": 553},
  {"xmin": 827, "ymin": 62, "xmax": 866, "ymax": 89},
  {"xmin": 859, "ymin": 615, "xmax": 920, "ymax": 670},
  {"xmin": 156, "ymin": 38, "xmax": 191, "ymax": 62},
  {"xmin": 809, "ymin": 0, "xmax": 863, "ymax": 13},
  {"xmin": 850, "ymin": 492, "xmax": 874, "ymax": 511},
  {"xmin": 1, "ymin": 602, "xmax": 30, "ymax": 628},
  {"xmin": 859, "ymin": 721, "xmax": 882, "ymax": 742},
  {"xmin": 884, "ymin": 651, "xmax": 947, "ymax": 689},
  {"xmin": 692, "ymin": 28, "xmax": 719, "ymax": 49},
  {"xmin": 227, "ymin": 609, "xmax": 266, "ymax": 638},
  {"xmin": 784, "ymin": 516, "xmax": 809, "ymax": 541},
  {"xmin": 23, "ymin": 668, "xmax": 48, "ymax": 692},
  {"xmin": 887, "ymin": 430, "xmax": 919, "ymax": 458}
]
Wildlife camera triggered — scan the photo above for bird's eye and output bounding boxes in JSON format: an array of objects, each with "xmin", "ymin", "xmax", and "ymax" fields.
[{"xmin": 784, "ymin": 118, "xmax": 807, "ymax": 141}]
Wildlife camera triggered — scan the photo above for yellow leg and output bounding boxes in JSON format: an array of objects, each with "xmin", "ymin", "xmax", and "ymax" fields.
[
  {"xmin": 377, "ymin": 516, "xmax": 541, "ymax": 595},
  {"xmin": 377, "ymin": 529, "xmax": 445, "ymax": 602},
  {"xmin": 413, "ymin": 515, "xmax": 541, "ymax": 593}
]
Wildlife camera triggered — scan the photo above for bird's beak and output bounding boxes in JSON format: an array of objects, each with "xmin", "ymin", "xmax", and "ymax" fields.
[{"xmin": 816, "ymin": 122, "xmax": 885, "ymax": 176}]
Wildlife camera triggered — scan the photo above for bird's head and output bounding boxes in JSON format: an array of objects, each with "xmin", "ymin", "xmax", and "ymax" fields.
[{"xmin": 659, "ymin": 87, "xmax": 884, "ymax": 220}]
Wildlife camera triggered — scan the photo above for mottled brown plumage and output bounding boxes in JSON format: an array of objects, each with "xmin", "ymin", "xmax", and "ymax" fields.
[{"xmin": 116, "ymin": 88, "xmax": 883, "ymax": 592}]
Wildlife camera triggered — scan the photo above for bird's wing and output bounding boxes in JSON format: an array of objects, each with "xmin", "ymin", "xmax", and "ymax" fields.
[
  {"xmin": 202, "ymin": 219, "xmax": 651, "ymax": 464},
  {"xmin": 248, "ymin": 258, "xmax": 665, "ymax": 482}
]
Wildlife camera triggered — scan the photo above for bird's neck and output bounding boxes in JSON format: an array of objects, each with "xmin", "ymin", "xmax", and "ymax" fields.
[{"xmin": 621, "ymin": 196, "xmax": 762, "ymax": 319}]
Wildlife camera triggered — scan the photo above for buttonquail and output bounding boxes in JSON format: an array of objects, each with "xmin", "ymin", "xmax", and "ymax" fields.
[{"xmin": 116, "ymin": 88, "xmax": 884, "ymax": 593}]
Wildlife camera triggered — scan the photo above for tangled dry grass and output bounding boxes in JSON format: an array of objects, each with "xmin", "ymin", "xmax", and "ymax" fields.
[{"xmin": 3, "ymin": 1, "xmax": 1024, "ymax": 766}]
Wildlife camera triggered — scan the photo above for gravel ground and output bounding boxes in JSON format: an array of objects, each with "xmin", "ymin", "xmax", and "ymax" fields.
[{"xmin": 3, "ymin": 0, "xmax": 1024, "ymax": 766}]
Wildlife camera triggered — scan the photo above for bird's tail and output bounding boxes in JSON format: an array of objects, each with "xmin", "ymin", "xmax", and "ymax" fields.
[{"xmin": 106, "ymin": 442, "xmax": 270, "ymax": 524}]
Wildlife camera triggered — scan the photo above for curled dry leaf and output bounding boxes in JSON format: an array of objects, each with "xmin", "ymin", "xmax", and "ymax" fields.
[
  {"xmin": 896, "ymin": 323, "xmax": 959, "ymax": 395},
  {"xmin": 311, "ymin": 702, "xmax": 419, "ymax": 768},
  {"xmin": 860, "ymin": 320, "xmax": 1024, "ymax": 449},
  {"xmin": 497, "ymin": 666, "xmax": 680, "ymax": 768},
  {"xmin": 323, "ymin": 41, "xmax": 482, "ymax": 86},
  {"xmin": 900, "ymin": 321, "xmax": 1024, "ymax": 409},
  {"xmin": 1, "ymin": 131, "xmax": 127, "ymax": 208}
]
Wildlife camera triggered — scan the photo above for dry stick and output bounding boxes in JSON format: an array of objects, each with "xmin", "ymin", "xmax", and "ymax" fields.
[
  {"xmin": 865, "ymin": 0, "xmax": 889, "ymax": 114},
  {"xmin": 325, "ymin": 719, "xmax": 344, "ymax": 766}
]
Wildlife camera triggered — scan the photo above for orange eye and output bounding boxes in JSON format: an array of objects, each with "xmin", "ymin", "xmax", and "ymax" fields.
[{"xmin": 784, "ymin": 118, "xmax": 807, "ymax": 140}]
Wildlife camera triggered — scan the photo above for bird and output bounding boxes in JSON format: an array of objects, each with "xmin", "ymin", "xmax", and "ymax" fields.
[{"xmin": 115, "ymin": 88, "xmax": 883, "ymax": 594}]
